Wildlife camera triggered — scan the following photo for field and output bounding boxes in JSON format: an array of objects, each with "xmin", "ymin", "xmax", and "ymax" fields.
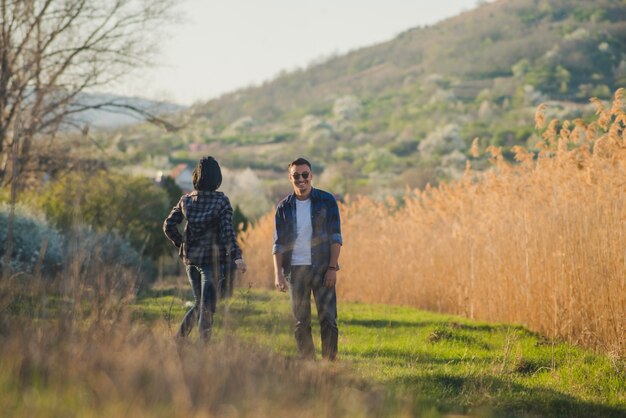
[
  {"xmin": 1, "ymin": 278, "xmax": 624, "ymax": 418},
  {"xmin": 3, "ymin": 2, "xmax": 626, "ymax": 416},
  {"xmin": 3, "ymin": 92, "xmax": 626, "ymax": 417},
  {"xmin": 241, "ymin": 92, "xmax": 626, "ymax": 358}
]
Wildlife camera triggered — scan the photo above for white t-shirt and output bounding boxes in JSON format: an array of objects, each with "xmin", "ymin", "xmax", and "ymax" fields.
[{"xmin": 291, "ymin": 198, "xmax": 312, "ymax": 265}]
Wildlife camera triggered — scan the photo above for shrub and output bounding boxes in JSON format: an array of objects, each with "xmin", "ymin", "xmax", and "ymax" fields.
[
  {"xmin": 0, "ymin": 203, "xmax": 63, "ymax": 276},
  {"xmin": 68, "ymin": 227, "xmax": 152, "ymax": 292},
  {"xmin": 37, "ymin": 171, "xmax": 171, "ymax": 260},
  {"xmin": 418, "ymin": 124, "xmax": 466, "ymax": 160}
]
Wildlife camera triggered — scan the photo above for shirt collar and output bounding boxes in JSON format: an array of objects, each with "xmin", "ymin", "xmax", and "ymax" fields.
[
  {"xmin": 189, "ymin": 190, "xmax": 220, "ymax": 196},
  {"xmin": 288, "ymin": 187, "xmax": 317, "ymax": 204}
]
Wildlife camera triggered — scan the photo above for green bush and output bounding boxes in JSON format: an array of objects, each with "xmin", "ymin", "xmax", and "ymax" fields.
[
  {"xmin": 0, "ymin": 203, "xmax": 63, "ymax": 275},
  {"xmin": 70, "ymin": 227, "xmax": 152, "ymax": 290},
  {"xmin": 0, "ymin": 201, "xmax": 152, "ymax": 285},
  {"xmin": 37, "ymin": 171, "xmax": 171, "ymax": 260}
]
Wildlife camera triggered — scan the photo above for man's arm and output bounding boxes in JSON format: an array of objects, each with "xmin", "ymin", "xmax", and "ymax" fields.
[
  {"xmin": 324, "ymin": 195, "xmax": 342, "ymax": 288},
  {"xmin": 328, "ymin": 242, "xmax": 341, "ymax": 268},
  {"xmin": 324, "ymin": 242, "xmax": 341, "ymax": 288},
  {"xmin": 328, "ymin": 196, "xmax": 343, "ymax": 246},
  {"xmin": 273, "ymin": 252, "xmax": 287, "ymax": 292},
  {"xmin": 273, "ymin": 205, "xmax": 288, "ymax": 292}
]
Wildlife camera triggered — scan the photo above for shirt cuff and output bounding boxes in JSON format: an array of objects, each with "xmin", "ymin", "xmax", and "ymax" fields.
[{"xmin": 331, "ymin": 233, "xmax": 343, "ymax": 246}]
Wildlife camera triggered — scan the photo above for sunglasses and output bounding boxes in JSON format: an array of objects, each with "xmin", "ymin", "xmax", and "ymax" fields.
[{"xmin": 291, "ymin": 171, "xmax": 310, "ymax": 180}]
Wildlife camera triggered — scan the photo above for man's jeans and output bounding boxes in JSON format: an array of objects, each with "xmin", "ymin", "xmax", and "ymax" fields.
[
  {"xmin": 288, "ymin": 266, "xmax": 338, "ymax": 360},
  {"xmin": 177, "ymin": 264, "xmax": 217, "ymax": 341}
]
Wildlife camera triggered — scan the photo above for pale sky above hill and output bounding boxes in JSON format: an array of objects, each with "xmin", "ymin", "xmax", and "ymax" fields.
[{"xmin": 115, "ymin": 0, "xmax": 486, "ymax": 105}]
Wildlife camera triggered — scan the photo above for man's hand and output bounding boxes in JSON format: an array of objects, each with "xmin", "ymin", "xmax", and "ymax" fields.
[
  {"xmin": 235, "ymin": 258, "xmax": 247, "ymax": 273},
  {"xmin": 324, "ymin": 269, "xmax": 337, "ymax": 288},
  {"xmin": 275, "ymin": 271, "xmax": 287, "ymax": 292}
]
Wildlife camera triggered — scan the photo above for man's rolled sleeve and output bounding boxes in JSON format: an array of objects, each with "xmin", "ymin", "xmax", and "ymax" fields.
[
  {"xmin": 273, "ymin": 212, "xmax": 285, "ymax": 254},
  {"xmin": 328, "ymin": 198, "xmax": 343, "ymax": 246}
]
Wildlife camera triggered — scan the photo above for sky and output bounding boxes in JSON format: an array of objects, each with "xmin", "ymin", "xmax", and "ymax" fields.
[{"xmin": 117, "ymin": 0, "xmax": 484, "ymax": 106}]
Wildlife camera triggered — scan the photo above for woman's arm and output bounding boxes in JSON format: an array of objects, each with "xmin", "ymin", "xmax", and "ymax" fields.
[
  {"xmin": 163, "ymin": 198, "xmax": 184, "ymax": 248},
  {"xmin": 219, "ymin": 196, "xmax": 242, "ymax": 261}
]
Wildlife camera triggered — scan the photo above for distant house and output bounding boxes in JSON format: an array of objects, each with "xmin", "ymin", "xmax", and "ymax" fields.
[
  {"xmin": 170, "ymin": 163, "xmax": 193, "ymax": 192},
  {"xmin": 188, "ymin": 142, "xmax": 210, "ymax": 154}
]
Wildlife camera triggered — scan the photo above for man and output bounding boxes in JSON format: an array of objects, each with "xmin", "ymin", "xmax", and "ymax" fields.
[{"xmin": 273, "ymin": 157, "xmax": 342, "ymax": 360}]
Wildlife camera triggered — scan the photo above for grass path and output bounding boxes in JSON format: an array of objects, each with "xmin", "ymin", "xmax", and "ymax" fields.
[{"xmin": 135, "ymin": 286, "xmax": 626, "ymax": 418}]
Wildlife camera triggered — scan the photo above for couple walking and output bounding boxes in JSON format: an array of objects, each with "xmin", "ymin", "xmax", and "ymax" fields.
[{"xmin": 164, "ymin": 156, "xmax": 342, "ymax": 361}]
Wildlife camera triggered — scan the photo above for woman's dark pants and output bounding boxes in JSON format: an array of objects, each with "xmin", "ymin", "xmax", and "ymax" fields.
[
  {"xmin": 288, "ymin": 266, "xmax": 338, "ymax": 360},
  {"xmin": 177, "ymin": 264, "xmax": 217, "ymax": 342}
]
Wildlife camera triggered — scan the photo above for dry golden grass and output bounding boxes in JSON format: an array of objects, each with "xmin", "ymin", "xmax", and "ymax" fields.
[
  {"xmin": 0, "ymin": 231, "xmax": 395, "ymax": 418},
  {"xmin": 242, "ymin": 90, "xmax": 626, "ymax": 357},
  {"xmin": 0, "ymin": 276, "xmax": 387, "ymax": 418}
]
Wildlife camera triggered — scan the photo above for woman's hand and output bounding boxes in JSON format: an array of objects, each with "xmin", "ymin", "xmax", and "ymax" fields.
[
  {"xmin": 235, "ymin": 258, "xmax": 247, "ymax": 273},
  {"xmin": 275, "ymin": 271, "xmax": 287, "ymax": 292}
]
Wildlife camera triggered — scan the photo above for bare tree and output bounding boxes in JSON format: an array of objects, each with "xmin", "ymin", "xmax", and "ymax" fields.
[{"xmin": 0, "ymin": 0, "xmax": 177, "ymax": 185}]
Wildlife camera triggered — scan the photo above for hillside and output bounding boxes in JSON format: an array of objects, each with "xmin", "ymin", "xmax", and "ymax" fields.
[
  {"xmin": 196, "ymin": 0, "xmax": 625, "ymax": 123},
  {"xmin": 89, "ymin": 0, "xmax": 626, "ymax": 217}
]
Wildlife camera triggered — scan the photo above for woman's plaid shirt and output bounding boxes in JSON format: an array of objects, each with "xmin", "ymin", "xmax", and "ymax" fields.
[{"xmin": 163, "ymin": 190, "xmax": 242, "ymax": 266}]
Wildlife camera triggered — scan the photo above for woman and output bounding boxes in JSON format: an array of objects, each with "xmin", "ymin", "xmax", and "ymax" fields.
[{"xmin": 163, "ymin": 156, "xmax": 246, "ymax": 341}]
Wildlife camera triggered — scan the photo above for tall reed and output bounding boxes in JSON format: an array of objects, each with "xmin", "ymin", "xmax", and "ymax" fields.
[{"xmin": 241, "ymin": 90, "xmax": 626, "ymax": 357}]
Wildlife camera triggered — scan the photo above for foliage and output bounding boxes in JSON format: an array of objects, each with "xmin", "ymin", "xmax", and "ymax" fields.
[
  {"xmin": 361, "ymin": 148, "xmax": 399, "ymax": 174},
  {"xmin": 221, "ymin": 168, "xmax": 273, "ymax": 220},
  {"xmin": 0, "ymin": 198, "xmax": 151, "ymax": 283},
  {"xmin": 66, "ymin": 0, "xmax": 626, "ymax": 203},
  {"xmin": 159, "ymin": 175, "xmax": 184, "ymax": 208},
  {"xmin": 418, "ymin": 124, "xmax": 466, "ymax": 161},
  {"xmin": 522, "ymin": 27, "xmax": 621, "ymax": 96},
  {"xmin": 0, "ymin": 204, "xmax": 63, "ymax": 276},
  {"xmin": 233, "ymin": 205, "xmax": 249, "ymax": 235},
  {"xmin": 37, "ymin": 171, "xmax": 171, "ymax": 260},
  {"xmin": 192, "ymin": 0, "xmax": 625, "ymax": 125},
  {"xmin": 332, "ymin": 96, "xmax": 362, "ymax": 120},
  {"xmin": 71, "ymin": 227, "xmax": 148, "ymax": 284}
]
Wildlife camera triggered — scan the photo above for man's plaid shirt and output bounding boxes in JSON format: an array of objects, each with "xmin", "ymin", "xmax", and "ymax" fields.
[{"xmin": 163, "ymin": 190, "xmax": 242, "ymax": 266}]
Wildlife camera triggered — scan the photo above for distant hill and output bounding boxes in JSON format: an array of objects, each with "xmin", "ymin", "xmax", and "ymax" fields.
[
  {"xmin": 71, "ymin": 93, "xmax": 186, "ymax": 129},
  {"xmin": 93, "ymin": 0, "xmax": 626, "ymax": 214},
  {"xmin": 195, "ymin": 0, "xmax": 625, "ymax": 124}
]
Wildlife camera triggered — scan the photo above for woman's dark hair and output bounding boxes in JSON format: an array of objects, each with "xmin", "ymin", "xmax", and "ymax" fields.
[{"xmin": 192, "ymin": 156, "xmax": 222, "ymax": 191}]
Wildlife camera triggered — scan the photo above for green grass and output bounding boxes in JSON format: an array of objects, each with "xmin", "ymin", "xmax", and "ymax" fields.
[{"xmin": 134, "ymin": 287, "xmax": 626, "ymax": 418}]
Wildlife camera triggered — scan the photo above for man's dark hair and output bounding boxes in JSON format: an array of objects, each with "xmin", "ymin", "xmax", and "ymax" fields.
[
  {"xmin": 193, "ymin": 156, "xmax": 222, "ymax": 191},
  {"xmin": 288, "ymin": 157, "xmax": 312, "ymax": 171}
]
